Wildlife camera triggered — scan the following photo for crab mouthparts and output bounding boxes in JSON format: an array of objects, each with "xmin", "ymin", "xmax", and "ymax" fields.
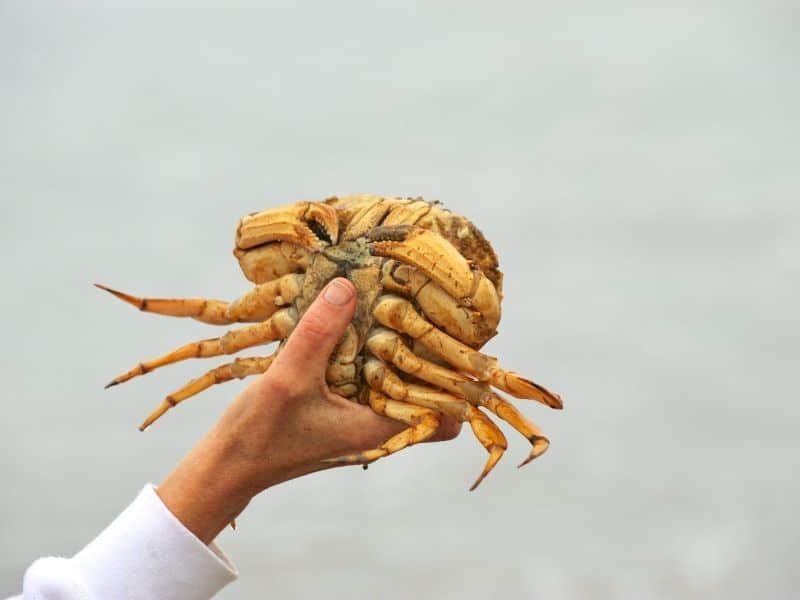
[{"xmin": 308, "ymin": 219, "xmax": 333, "ymax": 245}]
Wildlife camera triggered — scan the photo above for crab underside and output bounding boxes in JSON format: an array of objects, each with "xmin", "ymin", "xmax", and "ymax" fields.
[{"xmin": 98, "ymin": 194, "xmax": 562, "ymax": 490}]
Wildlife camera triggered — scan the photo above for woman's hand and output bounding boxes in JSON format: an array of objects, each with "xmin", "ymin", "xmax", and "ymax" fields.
[{"xmin": 156, "ymin": 278, "xmax": 461, "ymax": 544}]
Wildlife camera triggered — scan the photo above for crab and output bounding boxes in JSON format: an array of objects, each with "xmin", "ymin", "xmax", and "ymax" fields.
[{"xmin": 97, "ymin": 195, "xmax": 562, "ymax": 489}]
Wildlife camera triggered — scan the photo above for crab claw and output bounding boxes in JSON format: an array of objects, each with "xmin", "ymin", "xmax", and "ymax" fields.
[
  {"xmin": 236, "ymin": 201, "xmax": 339, "ymax": 251},
  {"xmin": 367, "ymin": 225, "xmax": 502, "ymax": 335},
  {"xmin": 368, "ymin": 225, "xmax": 475, "ymax": 298}
]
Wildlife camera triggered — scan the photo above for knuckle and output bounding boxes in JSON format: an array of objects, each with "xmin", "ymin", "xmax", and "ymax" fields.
[{"xmin": 262, "ymin": 376, "xmax": 306, "ymax": 402}]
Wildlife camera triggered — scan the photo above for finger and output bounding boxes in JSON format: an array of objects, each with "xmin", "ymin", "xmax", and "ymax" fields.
[
  {"xmin": 274, "ymin": 278, "xmax": 356, "ymax": 378},
  {"xmin": 336, "ymin": 397, "xmax": 461, "ymax": 449},
  {"xmin": 427, "ymin": 415, "xmax": 463, "ymax": 442}
]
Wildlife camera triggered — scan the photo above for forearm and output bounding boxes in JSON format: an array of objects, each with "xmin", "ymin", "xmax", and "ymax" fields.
[{"xmin": 157, "ymin": 425, "xmax": 254, "ymax": 545}]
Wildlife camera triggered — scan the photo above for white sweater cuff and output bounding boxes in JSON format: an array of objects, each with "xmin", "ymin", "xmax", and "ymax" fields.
[{"xmin": 68, "ymin": 483, "xmax": 238, "ymax": 599}]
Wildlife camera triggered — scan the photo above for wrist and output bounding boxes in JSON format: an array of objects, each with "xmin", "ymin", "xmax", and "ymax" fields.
[{"xmin": 157, "ymin": 431, "xmax": 254, "ymax": 545}]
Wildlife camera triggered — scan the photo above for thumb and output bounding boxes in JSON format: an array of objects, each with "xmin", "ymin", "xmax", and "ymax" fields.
[{"xmin": 275, "ymin": 278, "xmax": 356, "ymax": 378}]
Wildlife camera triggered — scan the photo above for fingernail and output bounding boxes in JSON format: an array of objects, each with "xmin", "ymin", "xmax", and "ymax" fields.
[{"xmin": 323, "ymin": 279, "xmax": 354, "ymax": 306}]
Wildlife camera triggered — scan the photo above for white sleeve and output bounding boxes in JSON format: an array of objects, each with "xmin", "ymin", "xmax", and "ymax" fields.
[{"xmin": 11, "ymin": 484, "xmax": 238, "ymax": 600}]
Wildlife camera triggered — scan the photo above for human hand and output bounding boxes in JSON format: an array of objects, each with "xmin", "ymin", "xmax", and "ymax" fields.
[{"xmin": 157, "ymin": 277, "xmax": 461, "ymax": 543}]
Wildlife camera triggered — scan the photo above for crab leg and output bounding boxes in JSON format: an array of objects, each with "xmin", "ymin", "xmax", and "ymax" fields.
[
  {"xmin": 225, "ymin": 274, "xmax": 304, "ymax": 322},
  {"xmin": 105, "ymin": 308, "xmax": 295, "ymax": 387},
  {"xmin": 322, "ymin": 390, "xmax": 440, "ymax": 466},
  {"xmin": 95, "ymin": 274, "xmax": 304, "ymax": 325},
  {"xmin": 341, "ymin": 200, "xmax": 394, "ymax": 241},
  {"xmin": 367, "ymin": 327, "xmax": 489, "ymax": 401},
  {"xmin": 366, "ymin": 327, "xmax": 549, "ymax": 465},
  {"xmin": 338, "ymin": 197, "xmax": 432, "ymax": 241},
  {"xmin": 373, "ymin": 295, "xmax": 562, "ymax": 409},
  {"xmin": 363, "ymin": 359, "xmax": 507, "ymax": 490},
  {"xmin": 368, "ymin": 225, "xmax": 500, "ymax": 330},
  {"xmin": 139, "ymin": 354, "xmax": 277, "ymax": 431},
  {"xmin": 381, "ymin": 199, "xmax": 434, "ymax": 227},
  {"xmin": 94, "ymin": 284, "xmax": 234, "ymax": 325},
  {"xmin": 480, "ymin": 393, "xmax": 550, "ymax": 467},
  {"xmin": 326, "ymin": 323, "xmax": 360, "ymax": 398},
  {"xmin": 234, "ymin": 241, "xmax": 311, "ymax": 284},
  {"xmin": 380, "ymin": 260, "xmax": 497, "ymax": 347}
]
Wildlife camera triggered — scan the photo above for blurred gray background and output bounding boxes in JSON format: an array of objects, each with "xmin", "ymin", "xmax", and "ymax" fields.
[{"xmin": 1, "ymin": 1, "xmax": 797, "ymax": 598}]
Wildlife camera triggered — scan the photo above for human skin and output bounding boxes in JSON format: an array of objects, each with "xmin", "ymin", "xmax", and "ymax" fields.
[{"xmin": 156, "ymin": 277, "xmax": 461, "ymax": 544}]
